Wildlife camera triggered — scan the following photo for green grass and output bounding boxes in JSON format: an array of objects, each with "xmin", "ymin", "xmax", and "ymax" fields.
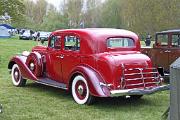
[{"xmin": 0, "ymin": 37, "xmax": 169, "ymax": 120}]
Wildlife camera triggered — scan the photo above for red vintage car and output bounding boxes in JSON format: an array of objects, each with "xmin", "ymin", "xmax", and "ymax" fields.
[{"xmin": 8, "ymin": 28, "xmax": 169, "ymax": 105}]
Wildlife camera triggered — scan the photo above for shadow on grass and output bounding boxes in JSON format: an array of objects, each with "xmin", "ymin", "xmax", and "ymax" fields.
[
  {"xmin": 25, "ymin": 82, "xmax": 72, "ymax": 98},
  {"xmin": 25, "ymin": 82, "xmax": 154, "ymax": 108},
  {"xmin": 94, "ymin": 97, "xmax": 152, "ymax": 108}
]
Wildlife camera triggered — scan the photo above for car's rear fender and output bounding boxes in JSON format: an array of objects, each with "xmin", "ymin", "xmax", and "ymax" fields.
[
  {"xmin": 8, "ymin": 56, "xmax": 38, "ymax": 80},
  {"xmin": 68, "ymin": 65, "xmax": 111, "ymax": 97}
]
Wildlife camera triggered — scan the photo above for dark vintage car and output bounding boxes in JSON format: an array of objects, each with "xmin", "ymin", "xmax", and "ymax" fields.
[
  {"xmin": 141, "ymin": 29, "xmax": 180, "ymax": 76},
  {"xmin": 8, "ymin": 28, "xmax": 169, "ymax": 105}
]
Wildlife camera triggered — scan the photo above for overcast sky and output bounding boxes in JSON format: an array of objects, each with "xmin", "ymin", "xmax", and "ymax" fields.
[
  {"xmin": 45, "ymin": 0, "xmax": 63, "ymax": 10},
  {"xmin": 33, "ymin": 0, "xmax": 105, "ymax": 11}
]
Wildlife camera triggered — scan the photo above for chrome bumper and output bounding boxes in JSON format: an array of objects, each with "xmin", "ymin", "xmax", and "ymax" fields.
[{"xmin": 110, "ymin": 85, "xmax": 170, "ymax": 97}]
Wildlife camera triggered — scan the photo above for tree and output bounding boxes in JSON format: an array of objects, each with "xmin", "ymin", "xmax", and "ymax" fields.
[
  {"xmin": 98, "ymin": 0, "xmax": 123, "ymax": 28},
  {"xmin": 63, "ymin": 0, "xmax": 83, "ymax": 28},
  {"xmin": 83, "ymin": 0, "xmax": 101, "ymax": 27},
  {"xmin": 23, "ymin": 0, "xmax": 48, "ymax": 29},
  {"xmin": 40, "ymin": 4, "xmax": 68, "ymax": 31},
  {"xmin": 0, "ymin": 0, "xmax": 25, "ymax": 27}
]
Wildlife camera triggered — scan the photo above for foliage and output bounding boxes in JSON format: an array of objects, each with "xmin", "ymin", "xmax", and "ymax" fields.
[
  {"xmin": 40, "ymin": 6, "xmax": 69, "ymax": 31},
  {"xmin": 0, "ymin": 0, "xmax": 25, "ymax": 27},
  {"xmin": 23, "ymin": 0, "xmax": 48, "ymax": 30},
  {"xmin": 1, "ymin": 0, "xmax": 180, "ymax": 35}
]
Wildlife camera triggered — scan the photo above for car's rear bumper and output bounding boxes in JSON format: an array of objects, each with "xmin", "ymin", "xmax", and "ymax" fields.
[{"xmin": 110, "ymin": 85, "xmax": 170, "ymax": 97}]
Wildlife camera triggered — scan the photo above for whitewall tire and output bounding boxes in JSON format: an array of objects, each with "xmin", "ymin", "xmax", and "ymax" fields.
[
  {"xmin": 72, "ymin": 75, "xmax": 94, "ymax": 105},
  {"xmin": 11, "ymin": 64, "xmax": 26, "ymax": 87}
]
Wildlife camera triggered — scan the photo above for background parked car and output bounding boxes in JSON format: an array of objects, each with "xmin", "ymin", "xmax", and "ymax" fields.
[
  {"xmin": 33, "ymin": 31, "xmax": 51, "ymax": 42},
  {"xmin": 39, "ymin": 31, "xmax": 51, "ymax": 41},
  {"xmin": 19, "ymin": 30, "xmax": 33, "ymax": 40}
]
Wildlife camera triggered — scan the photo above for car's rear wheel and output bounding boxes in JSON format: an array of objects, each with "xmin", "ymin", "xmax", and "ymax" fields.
[
  {"xmin": 72, "ymin": 75, "xmax": 94, "ymax": 105},
  {"xmin": 11, "ymin": 64, "xmax": 26, "ymax": 87}
]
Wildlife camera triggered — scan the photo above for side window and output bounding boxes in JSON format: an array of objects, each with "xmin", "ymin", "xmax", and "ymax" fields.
[
  {"xmin": 157, "ymin": 34, "xmax": 168, "ymax": 46},
  {"xmin": 49, "ymin": 35, "xmax": 61, "ymax": 49},
  {"xmin": 172, "ymin": 34, "xmax": 180, "ymax": 47},
  {"xmin": 64, "ymin": 35, "xmax": 80, "ymax": 51}
]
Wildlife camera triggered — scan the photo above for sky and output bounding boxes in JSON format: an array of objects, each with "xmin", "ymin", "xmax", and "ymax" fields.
[
  {"xmin": 33, "ymin": 0, "xmax": 105, "ymax": 11},
  {"xmin": 46, "ymin": 0, "xmax": 105, "ymax": 9},
  {"xmin": 45, "ymin": 0, "xmax": 63, "ymax": 10}
]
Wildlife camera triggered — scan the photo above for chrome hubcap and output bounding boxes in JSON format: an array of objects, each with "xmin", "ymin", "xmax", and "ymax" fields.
[
  {"xmin": 77, "ymin": 85, "xmax": 84, "ymax": 95},
  {"xmin": 14, "ymin": 71, "xmax": 19, "ymax": 78},
  {"xmin": 30, "ymin": 62, "xmax": 35, "ymax": 70}
]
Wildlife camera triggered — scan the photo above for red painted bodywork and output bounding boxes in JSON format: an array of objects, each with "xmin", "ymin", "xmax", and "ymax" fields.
[
  {"xmin": 8, "ymin": 28, "xmax": 163, "ymax": 97},
  {"xmin": 8, "ymin": 56, "xmax": 38, "ymax": 80}
]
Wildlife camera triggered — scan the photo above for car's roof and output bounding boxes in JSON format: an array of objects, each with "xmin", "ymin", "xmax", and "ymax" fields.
[
  {"xmin": 156, "ymin": 29, "xmax": 180, "ymax": 34},
  {"xmin": 54, "ymin": 28, "xmax": 138, "ymax": 39}
]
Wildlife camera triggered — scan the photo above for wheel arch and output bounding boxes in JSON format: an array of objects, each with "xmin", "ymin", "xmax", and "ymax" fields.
[
  {"xmin": 8, "ymin": 56, "xmax": 38, "ymax": 80},
  {"xmin": 8, "ymin": 61, "xmax": 16, "ymax": 70},
  {"xmin": 68, "ymin": 65, "xmax": 110, "ymax": 97}
]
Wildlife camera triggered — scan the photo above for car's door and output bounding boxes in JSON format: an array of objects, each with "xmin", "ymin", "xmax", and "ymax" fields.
[
  {"xmin": 169, "ymin": 34, "xmax": 180, "ymax": 67},
  {"xmin": 46, "ymin": 34, "xmax": 63, "ymax": 82},
  {"xmin": 153, "ymin": 33, "xmax": 170, "ymax": 72},
  {"xmin": 61, "ymin": 33, "xmax": 81, "ymax": 84}
]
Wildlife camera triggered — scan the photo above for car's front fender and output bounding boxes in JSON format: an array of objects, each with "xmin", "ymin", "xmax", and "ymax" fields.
[
  {"xmin": 69, "ymin": 65, "xmax": 111, "ymax": 97},
  {"xmin": 8, "ymin": 55, "xmax": 38, "ymax": 80}
]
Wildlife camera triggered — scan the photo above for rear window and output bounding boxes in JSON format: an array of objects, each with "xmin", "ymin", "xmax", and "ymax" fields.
[{"xmin": 107, "ymin": 38, "xmax": 135, "ymax": 48}]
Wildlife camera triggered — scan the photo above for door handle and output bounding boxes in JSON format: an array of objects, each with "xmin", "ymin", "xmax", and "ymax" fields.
[
  {"xmin": 60, "ymin": 55, "xmax": 64, "ymax": 59},
  {"xmin": 56, "ymin": 55, "xmax": 64, "ymax": 59},
  {"xmin": 164, "ymin": 50, "xmax": 171, "ymax": 53}
]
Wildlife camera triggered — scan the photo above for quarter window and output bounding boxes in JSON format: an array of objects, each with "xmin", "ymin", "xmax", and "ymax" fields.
[{"xmin": 64, "ymin": 35, "xmax": 80, "ymax": 51}]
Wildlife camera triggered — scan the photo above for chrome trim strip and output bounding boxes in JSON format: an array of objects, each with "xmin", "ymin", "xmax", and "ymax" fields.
[
  {"xmin": 125, "ymin": 72, "xmax": 158, "ymax": 76},
  {"xmin": 35, "ymin": 78, "xmax": 68, "ymax": 90},
  {"xmin": 99, "ymin": 82, "xmax": 112, "ymax": 87},
  {"xmin": 35, "ymin": 81, "xmax": 68, "ymax": 90},
  {"xmin": 121, "ymin": 67, "xmax": 162, "ymax": 89},
  {"xmin": 125, "ymin": 77, "xmax": 159, "ymax": 81},
  {"xmin": 126, "ymin": 82, "xmax": 160, "ymax": 87}
]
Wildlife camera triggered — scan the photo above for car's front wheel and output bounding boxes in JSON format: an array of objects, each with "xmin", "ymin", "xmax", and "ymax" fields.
[
  {"xmin": 72, "ymin": 75, "xmax": 94, "ymax": 105},
  {"xmin": 11, "ymin": 64, "xmax": 26, "ymax": 87}
]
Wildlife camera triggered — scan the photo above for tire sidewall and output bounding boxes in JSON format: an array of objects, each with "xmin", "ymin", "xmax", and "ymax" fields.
[
  {"xmin": 11, "ymin": 64, "xmax": 22, "ymax": 86},
  {"xmin": 72, "ymin": 75, "xmax": 90, "ymax": 104}
]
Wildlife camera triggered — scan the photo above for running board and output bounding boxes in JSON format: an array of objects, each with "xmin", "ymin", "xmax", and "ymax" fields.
[{"xmin": 35, "ymin": 78, "xmax": 67, "ymax": 90}]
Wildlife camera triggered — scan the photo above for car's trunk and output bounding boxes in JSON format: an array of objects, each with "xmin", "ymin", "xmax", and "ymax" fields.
[{"xmin": 110, "ymin": 52, "xmax": 161, "ymax": 89}]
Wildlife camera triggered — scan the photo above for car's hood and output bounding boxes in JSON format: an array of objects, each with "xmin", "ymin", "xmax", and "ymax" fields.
[{"xmin": 32, "ymin": 45, "xmax": 47, "ymax": 53}]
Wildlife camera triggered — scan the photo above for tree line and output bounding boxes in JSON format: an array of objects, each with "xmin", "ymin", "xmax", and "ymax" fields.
[{"xmin": 1, "ymin": 0, "xmax": 180, "ymax": 37}]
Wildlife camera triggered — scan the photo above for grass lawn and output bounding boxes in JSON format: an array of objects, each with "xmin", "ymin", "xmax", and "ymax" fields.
[{"xmin": 0, "ymin": 37, "xmax": 169, "ymax": 120}]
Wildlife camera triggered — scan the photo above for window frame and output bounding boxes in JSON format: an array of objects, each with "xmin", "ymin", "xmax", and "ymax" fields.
[
  {"xmin": 63, "ymin": 35, "xmax": 80, "ymax": 51},
  {"xmin": 48, "ymin": 35, "xmax": 61, "ymax": 50},
  {"xmin": 106, "ymin": 37, "xmax": 135, "ymax": 48},
  {"xmin": 171, "ymin": 34, "xmax": 180, "ymax": 47}
]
